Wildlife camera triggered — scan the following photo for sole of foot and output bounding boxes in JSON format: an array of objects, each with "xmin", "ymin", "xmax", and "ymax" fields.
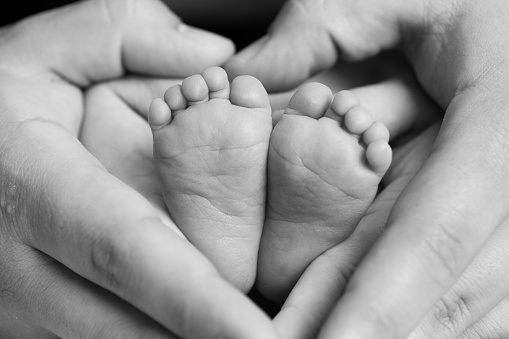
[
  {"xmin": 148, "ymin": 66, "xmax": 272, "ymax": 292},
  {"xmin": 258, "ymin": 83, "xmax": 392, "ymax": 301}
]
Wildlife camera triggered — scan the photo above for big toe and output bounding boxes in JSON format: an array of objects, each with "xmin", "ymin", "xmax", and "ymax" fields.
[
  {"xmin": 229, "ymin": 75, "xmax": 271, "ymax": 111},
  {"xmin": 286, "ymin": 82, "xmax": 333, "ymax": 119},
  {"xmin": 224, "ymin": 1, "xmax": 337, "ymax": 92}
]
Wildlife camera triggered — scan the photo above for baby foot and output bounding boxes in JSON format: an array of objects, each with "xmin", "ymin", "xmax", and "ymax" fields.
[
  {"xmin": 148, "ymin": 67, "xmax": 272, "ymax": 292},
  {"xmin": 257, "ymin": 83, "xmax": 392, "ymax": 301}
]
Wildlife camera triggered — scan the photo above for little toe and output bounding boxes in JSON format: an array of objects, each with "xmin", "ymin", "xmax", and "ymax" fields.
[
  {"xmin": 181, "ymin": 74, "xmax": 209, "ymax": 104},
  {"xmin": 344, "ymin": 105, "xmax": 373, "ymax": 135},
  {"xmin": 148, "ymin": 98, "xmax": 172, "ymax": 130},
  {"xmin": 285, "ymin": 82, "xmax": 333, "ymax": 119},
  {"xmin": 202, "ymin": 66, "xmax": 230, "ymax": 99},
  {"xmin": 366, "ymin": 140, "xmax": 392, "ymax": 174},
  {"xmin": 229, "ymin": 75, "xmax": 270, "ymax": 110},
  {"xmin": 331, "ymin": 90, "xmax": 360, "ymax": 116},
  {"xmin": 163, "ymin": 85, "xmax": 187, "ymax": 112}
]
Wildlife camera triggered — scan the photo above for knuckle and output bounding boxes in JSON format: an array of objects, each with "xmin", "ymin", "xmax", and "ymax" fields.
[
  {"xmin": 432, "ymin": 292, "xmax": 472, "ymax": 336},
  {"xmin": 422, "ymin": 222, "xmax": 465, "ymax": 284},
  {"xmin": 88, "ymin": 231, "xmax": 133, "ymax": 294},
  {"xmin": 460, "ymin": 300, "xmax": 509, "ymax": 339}
]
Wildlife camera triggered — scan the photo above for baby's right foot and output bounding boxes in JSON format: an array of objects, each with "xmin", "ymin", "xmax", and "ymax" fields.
[
  {"xmin": 148, "ymin": 67, "xmax": 272, "ymax": 292},
  {"xmin": 258, "ymin": 83, "xmax": 392, "ymax": 301}
]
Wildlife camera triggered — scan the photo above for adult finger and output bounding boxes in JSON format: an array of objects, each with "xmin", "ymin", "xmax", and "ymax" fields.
[
  {"xmin": 3, "ymin": 0, "xmax": 234, "ymax": 86},
  {"xmin": 0, "ymin": 240, "xmax": 175, "ymax": 338},
  {"xmin": 273, "ymin": 124, "xmax": 440, "ymax": 339},
  {"xmin": 459, "ymin": 297, "xmax": 509, "ymax": 339},
  {"xmin": 408, "ymin": 215, "xmax": 509, "ymax": 339}
]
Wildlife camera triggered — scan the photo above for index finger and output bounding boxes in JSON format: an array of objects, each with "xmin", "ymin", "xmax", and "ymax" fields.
[
  {"xmin": 317, "ymin": 86, "xmax": 509, "ymax": 338},
  {"xmin": 3, "ymin": 0, "xmax": 234, "ymax": 85}
]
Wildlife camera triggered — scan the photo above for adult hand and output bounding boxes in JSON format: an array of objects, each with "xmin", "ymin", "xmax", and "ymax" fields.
[
  {"xmin": 225, "ymin": 0, "xmax": 509, "ymax": 337},
  {"xmin": 0, "ymin": 1, "xmax": 276, "ymax": 338}
]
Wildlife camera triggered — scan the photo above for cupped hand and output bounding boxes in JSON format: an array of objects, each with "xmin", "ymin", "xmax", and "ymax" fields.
[
  {"xmin": 225, "ymin": 0, "xmax": 509, "ymax": 337},
  {"xmin": 0, "ymin": 1, "xmax": 277, "ymax": 338}
]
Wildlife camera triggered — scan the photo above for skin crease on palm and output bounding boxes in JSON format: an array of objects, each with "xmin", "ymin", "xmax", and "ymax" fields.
[{"xmin": 224, "ymin": 0, "xmax": 509, "ymax": 338}]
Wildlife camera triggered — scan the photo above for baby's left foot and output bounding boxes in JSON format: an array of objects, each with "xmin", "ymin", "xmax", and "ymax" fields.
[
  {"xmin": 148, "ymin": 67, "xmax": 272, "ymax": 292},
  {"xmin": 258, "ymin": 83, "xmax": 392, "ymax": 301}
]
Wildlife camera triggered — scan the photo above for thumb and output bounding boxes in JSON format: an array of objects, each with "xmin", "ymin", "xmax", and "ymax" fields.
[
  {"xmin": 122, "ymin": 0, "xmax": 235, "ymax": 77},
  {"xmin": 224, "ymin": 0, "xmax": 416, "ymax": 92},
  {"xmin": 6, "ymin": 0, "xmax": 234, "ymax": 84},
  {"xmin": 225, "ymin": 1, "xmax": 338, "ymax": 93}
]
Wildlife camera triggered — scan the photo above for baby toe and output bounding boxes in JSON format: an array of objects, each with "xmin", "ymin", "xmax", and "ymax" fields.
[
  {"xmin": 164, "ymin": 85, "xmax": 187, "ymax": 112},
  {"xmin": 331, "ymin": 90, "xmax": 360, "ymax": 116},
  {"xmin": 363, "ymin": 121, "xmax": 390, "ymax": 145},
  {"xmin": 229, "ymin": 75, "xmax": 270, "ymax": 110},
  {"xmin": 344, "ymin": 105, "xmax": 373, "ymax": 135},
  {"xmin": 148, "ymin": 97, "xmax": 172, "ymax": 129},
  {"xmin": 181, "ymin": 74, "xmax": 209, "ymax": 103},
  {"xmin": 286, "ymin": 82, "xmax": 333, "ymax": 119},
  {"xmin": 366, "ymin": 140, "xmax": 392, "ymax": 174},
  {"xmin": 202, "ymin": 66, "xmax": 230, "ymax": 100}
]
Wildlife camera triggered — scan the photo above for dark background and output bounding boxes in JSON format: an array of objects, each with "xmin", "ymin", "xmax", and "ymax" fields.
[{"xmin": 0, "ymin": 0, "xmax": 286, "ymax": 51}]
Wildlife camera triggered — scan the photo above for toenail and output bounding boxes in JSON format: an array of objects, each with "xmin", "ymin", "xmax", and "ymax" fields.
[{"xmin": 182, "ymin": 75, "xmax": 208, "ymax": 102}]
